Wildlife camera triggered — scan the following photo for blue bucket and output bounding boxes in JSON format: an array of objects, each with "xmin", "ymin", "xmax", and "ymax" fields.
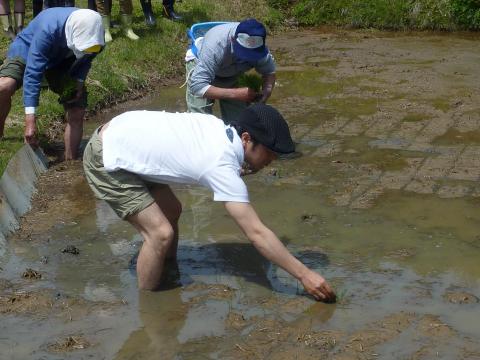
[{"xmin": 187, "ymin": 21, "xmax": 230, "ymax": 57}]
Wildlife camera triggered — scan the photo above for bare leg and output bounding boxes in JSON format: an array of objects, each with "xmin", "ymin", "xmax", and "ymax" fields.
[
  {"xmin": 13, "ymin": 0, "xmax": 25, "ymax": 34},
  {"xmin": 0, "ymin": 77, "xmax": 17, "ymax": 138},
  {"xmin": 64, "ymin": 106, "xmax": 84, "ymax": 160},
  {"xmin": 150, "ymin": 184, "xmax": 182, "ymax": 260},
  {"xmin": 127, "ymin": 201, "xmax": 174, "ymax": 290},
  {"xmin": 0, "ymin": 0, "xmax": 10, "ymax": 14}
]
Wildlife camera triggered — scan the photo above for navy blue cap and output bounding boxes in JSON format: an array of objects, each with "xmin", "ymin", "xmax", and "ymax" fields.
[
  {"xmin": 233, "ymin": 19, "xmax": 269, "ymax": 62},
  {"xmin": 231, "ymin": 104, "xmax": 295, "ymax": 154}
]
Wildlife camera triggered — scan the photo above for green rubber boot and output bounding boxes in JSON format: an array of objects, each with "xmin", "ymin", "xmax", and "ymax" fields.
[
  {"xmin": 102, "ymin": 15, "xmax": 113, "ymax": 43},
  {"xmin": 120, "ymin": 14, "xmax": 139, "ymax": 41}
]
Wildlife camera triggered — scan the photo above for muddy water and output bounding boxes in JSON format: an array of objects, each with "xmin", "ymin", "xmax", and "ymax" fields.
[{"xmin": 2, "ymin": 29, "xmax": 480, "ymax": 359}]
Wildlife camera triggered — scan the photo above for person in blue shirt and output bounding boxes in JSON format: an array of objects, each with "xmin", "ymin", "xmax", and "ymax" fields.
[{"xmin": 0, "ymin": 7, "xmax": 104, "ymax": 160}]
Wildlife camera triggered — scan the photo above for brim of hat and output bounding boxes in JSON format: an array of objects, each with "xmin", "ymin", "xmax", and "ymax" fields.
[
  {"xmin": 269, "ymin": 143, "xmax": 296, "ymax": 155},
  {"xmin": 233, "ymin": 41, "xmax": 268, "ymax": 62},
  {"xmin": 277, "ymin": 150, "xmax": 302, "ymax": 159}
]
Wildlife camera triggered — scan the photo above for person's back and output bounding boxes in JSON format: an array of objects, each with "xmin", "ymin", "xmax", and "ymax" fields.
[
  {"xmin": 195, "ymin": 23, "xmax": 238, "ymax": 78},
  {"xmin": 102, "ymin": 111, "xmax": 248, "ymax": 202},
  {"xmin": 8, "ymin": 7, "xmax": 75, "ymax": 63}
]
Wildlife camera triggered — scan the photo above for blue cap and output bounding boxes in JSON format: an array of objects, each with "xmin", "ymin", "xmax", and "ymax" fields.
[{"xmin": 233, "ymin": 19, "xmax": 268, "ymax": 62}]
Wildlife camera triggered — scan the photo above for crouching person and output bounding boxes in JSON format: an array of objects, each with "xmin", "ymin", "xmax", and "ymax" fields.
[
  {"xmin": 0, "ymin": 7, "xmax": 104, "ymax": 160},
  {"xmin": 83, "ymin": 104, "xmax": 336, "ymax": 302}
]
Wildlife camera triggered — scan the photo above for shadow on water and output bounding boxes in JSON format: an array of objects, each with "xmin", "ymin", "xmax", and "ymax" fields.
[{"xmin": 129, "ymin": 242, "xmax": 331, "ymax": 296}]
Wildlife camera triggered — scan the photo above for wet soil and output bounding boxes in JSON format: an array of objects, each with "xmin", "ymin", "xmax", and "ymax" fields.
[
  {"xmin": 270, "ymin": 30, "xmax": 480, "ymax": 210},
  {"xmin": 1, "ymin": 29, "xmax": 480, "ymax": 359},
  {"xmin": 47, "ymin": 336, "xmax": 90, "ymax": 353}
]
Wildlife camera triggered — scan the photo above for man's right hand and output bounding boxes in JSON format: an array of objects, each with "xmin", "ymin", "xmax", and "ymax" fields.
[
  {"xmin": 204, "ymin": 86, "xmax": 259, "ymax": 103},
  {"xmin": 235, "ymin": 87, "xmax": 259, "ymax": 103},
  {"xmin": 24, "ymin": 114, "xmax": 39, "ymax": 148},
  {"xmin": 225, "ymin": 202, "xmax": 337, "ymax": 303},
  {"xmin": 300, "ymin": 269, "xmax": 337, "ymax": 303}
]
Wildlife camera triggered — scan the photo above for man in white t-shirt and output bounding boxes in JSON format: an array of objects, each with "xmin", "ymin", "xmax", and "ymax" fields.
[{"xmin": 83, "ymin": 104, "xmax": 336, "ymax": 302}]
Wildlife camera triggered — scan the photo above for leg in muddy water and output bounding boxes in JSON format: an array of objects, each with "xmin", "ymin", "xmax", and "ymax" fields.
[
  {"xmin": 116, "ymin": 289, "xmax": 183, "ymax": 358},
  {"xmin": 64, "ymin": 106, "xmax": 84, "ymax": 160},
  {"xmin": 150, "ymin": 184, "xmax": 182, "ymax": 260},
  {"xmin": 0, "ymin": 76, "xmax": 17, "ymax": 138},
  {"xmin": 127, "ymin": 201, "xmax": 175, "ymax": 290}
]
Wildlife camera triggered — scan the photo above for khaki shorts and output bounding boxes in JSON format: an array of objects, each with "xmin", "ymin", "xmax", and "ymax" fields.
[
  {"xmin": 82, "ymin": 127, "xmax": 155, "ymax": 219},
  {"xmin": 0, "ymin": 56, "xmax": 88, "ymax": 109}
]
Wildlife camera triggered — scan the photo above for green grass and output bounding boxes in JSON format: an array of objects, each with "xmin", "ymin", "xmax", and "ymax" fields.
[{"xmin": 270, "ymin": 0, "xmax": 480, "ymax": 30}]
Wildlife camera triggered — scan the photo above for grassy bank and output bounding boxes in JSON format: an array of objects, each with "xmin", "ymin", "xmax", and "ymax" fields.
[
  {"xmin": 269, "ymin": 0, "xmax": 480, "ymax": 30},
  {"xmin": 0, "ymin": 0, "xmax": 277, "ymax": 174}
]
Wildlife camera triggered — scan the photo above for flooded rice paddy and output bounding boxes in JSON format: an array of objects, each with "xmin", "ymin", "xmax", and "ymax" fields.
[{"xmin": 1, "ymin": 29, "xmax": 480, "ymax": 359}]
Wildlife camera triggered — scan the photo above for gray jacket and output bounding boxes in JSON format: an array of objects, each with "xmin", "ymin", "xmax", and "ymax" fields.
[{"xmin": 188, "ymin": 22, "xmax": 276, "ymax": 97}]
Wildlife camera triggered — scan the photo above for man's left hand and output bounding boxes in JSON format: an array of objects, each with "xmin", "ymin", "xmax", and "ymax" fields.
[{"xmin": 259, "ymin": 73, "xmax": 276, "ymax": 103}]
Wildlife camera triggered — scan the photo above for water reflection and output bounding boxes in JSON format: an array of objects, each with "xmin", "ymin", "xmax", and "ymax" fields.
[{"xmin": 115, "ymin": 289, "xmax": 184, "ymax": 359}]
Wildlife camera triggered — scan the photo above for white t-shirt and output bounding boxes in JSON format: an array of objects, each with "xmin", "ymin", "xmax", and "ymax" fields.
[{"xmin": 102, "ymin": 110, "xmax": 249, "ymax": 203}]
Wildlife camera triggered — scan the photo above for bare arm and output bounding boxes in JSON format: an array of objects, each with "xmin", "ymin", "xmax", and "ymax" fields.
[
  {"xmin": 204, "ymin": 85, "xmax": 258, "ymax": 102},
  {"xmin": 202, "ymin": 73, "xmax": 275, "ymax": 103},
  {"xmin": 224, "ymin": 201, "xmax": 336, "ymax": 302}
]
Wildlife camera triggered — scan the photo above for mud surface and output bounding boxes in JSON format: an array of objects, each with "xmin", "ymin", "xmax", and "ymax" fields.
[{"xmin": 1, "ymin": 29, "xmax": 480, "ymax": 359}]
